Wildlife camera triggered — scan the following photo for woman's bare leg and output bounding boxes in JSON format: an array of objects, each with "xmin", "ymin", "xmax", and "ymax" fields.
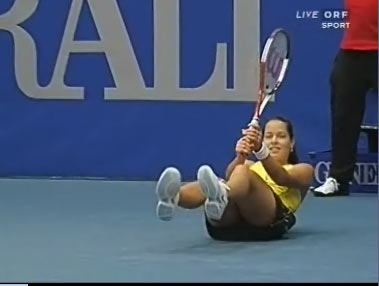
[
  {"xmin": 156, "ymin": 166, "xmax": 244, "ymax": 225},
  {"xmin": 226, "ymin": 164, "xmax": 277, "ymax": 226},
  {"xmin": 178, "ymin": 182, "xmax": 206, "ymax": 208},
  {"xmin": 179, "ymin": 182, "xmax": 242, "ymax": 226}
]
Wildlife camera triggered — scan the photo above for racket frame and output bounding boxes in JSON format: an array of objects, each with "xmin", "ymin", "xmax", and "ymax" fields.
[{"xmin": 249, "ymin": 28, "xmax": 290, "ymax": 126}]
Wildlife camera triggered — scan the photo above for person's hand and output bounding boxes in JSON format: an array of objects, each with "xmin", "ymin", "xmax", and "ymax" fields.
[
  {"xmin": 235, "ymin": 136, "xmax": 253, "ymax": 158},
  {"xmin": 242, "ymin": 125, "xmax": 262, "ymax": 152}
]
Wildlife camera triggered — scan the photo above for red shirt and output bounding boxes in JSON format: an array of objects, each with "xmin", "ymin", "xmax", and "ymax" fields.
[{"xmin": 341, "ymin": 0, "xmax": 378, "ymax": 51}]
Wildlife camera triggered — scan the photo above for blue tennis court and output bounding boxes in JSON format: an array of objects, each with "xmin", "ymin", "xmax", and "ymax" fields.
[{"xmin": 0, "ymin": 179, "xmax": 377, "ymax": 282}]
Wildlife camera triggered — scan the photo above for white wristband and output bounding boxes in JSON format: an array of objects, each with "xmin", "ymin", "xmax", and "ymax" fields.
[{"xmin": 254, "ymin": 143, "xmax": 270, "ymax": 160}]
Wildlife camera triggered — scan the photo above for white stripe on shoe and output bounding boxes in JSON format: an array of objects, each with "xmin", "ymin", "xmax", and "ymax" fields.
[
  {"xmin": 156, "ymin": 167, "xmax": 181, "ymax": 221},
  {"xmin": 197, "ymin": 165, "xmax": 229, "ymax": 221}
]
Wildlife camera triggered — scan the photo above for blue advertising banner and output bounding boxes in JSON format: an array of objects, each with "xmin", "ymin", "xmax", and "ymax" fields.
[{"xmin": 0, "ymin": 0, "xmax": 377, "ymax": 181}]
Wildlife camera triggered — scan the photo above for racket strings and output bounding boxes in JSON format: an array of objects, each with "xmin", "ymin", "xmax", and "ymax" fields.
[{"xmin": 250, "ymin": 29, "xmax": 290, "ymax": 126}]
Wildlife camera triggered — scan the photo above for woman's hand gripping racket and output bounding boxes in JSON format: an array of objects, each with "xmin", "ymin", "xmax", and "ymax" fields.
[{"xmin": 249, "ymin": 28, "xmax": 290, "ymax": 128}]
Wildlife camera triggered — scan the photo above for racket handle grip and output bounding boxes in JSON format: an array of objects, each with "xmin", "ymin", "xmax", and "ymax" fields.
[{"xmin": 249, "ymin": 117, "xmax": 260, "ymax": 128}]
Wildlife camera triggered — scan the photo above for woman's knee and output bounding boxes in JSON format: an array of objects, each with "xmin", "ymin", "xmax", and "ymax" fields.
[
  {"xmin": 228, "ymin": 168, "xmax": 266, "ymax": 201},
  {"xmin": 230, "ymin": 164, "xmax": 251, "ymax": 178},
  {"xmin": 228, "ymin": 166, "xmax": 254, "ymax": 200},
  {"xmin": 230, "ymin": 165, "xmax": 262, "ymax": 188}
]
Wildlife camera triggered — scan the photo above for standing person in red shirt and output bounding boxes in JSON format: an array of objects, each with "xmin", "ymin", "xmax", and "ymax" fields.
[{"xmin": 314, "ymin": 0, "xmax": 378, "ymax": 196}]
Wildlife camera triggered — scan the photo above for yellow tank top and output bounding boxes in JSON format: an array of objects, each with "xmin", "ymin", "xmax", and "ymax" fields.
[{"xmin": 249, "ymin": 161, "xmax": 301, "ymax": 213}]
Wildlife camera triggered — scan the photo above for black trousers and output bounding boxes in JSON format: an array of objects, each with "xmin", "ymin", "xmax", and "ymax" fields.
[{"xmin": 329, "ymin": 50, "xmax": 378, "ymax": 189}]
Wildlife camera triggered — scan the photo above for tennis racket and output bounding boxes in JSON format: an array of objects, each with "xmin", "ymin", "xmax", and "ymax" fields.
[{"xmin": 249, "ymin": 28, "xmax": 290, "ymax": 127}]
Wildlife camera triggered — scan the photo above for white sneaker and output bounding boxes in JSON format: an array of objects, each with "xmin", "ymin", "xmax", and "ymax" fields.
[
  {"xmin": 313, "ymin": 177, "xmax": 339, "ymax": 196},
  {"xmin": 156, "ymin": 167, "xmax": 181, "ymax": 221},
  {"xmin": 197, "ymin": 165, "xmax": 229, "ymax": 221}
]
